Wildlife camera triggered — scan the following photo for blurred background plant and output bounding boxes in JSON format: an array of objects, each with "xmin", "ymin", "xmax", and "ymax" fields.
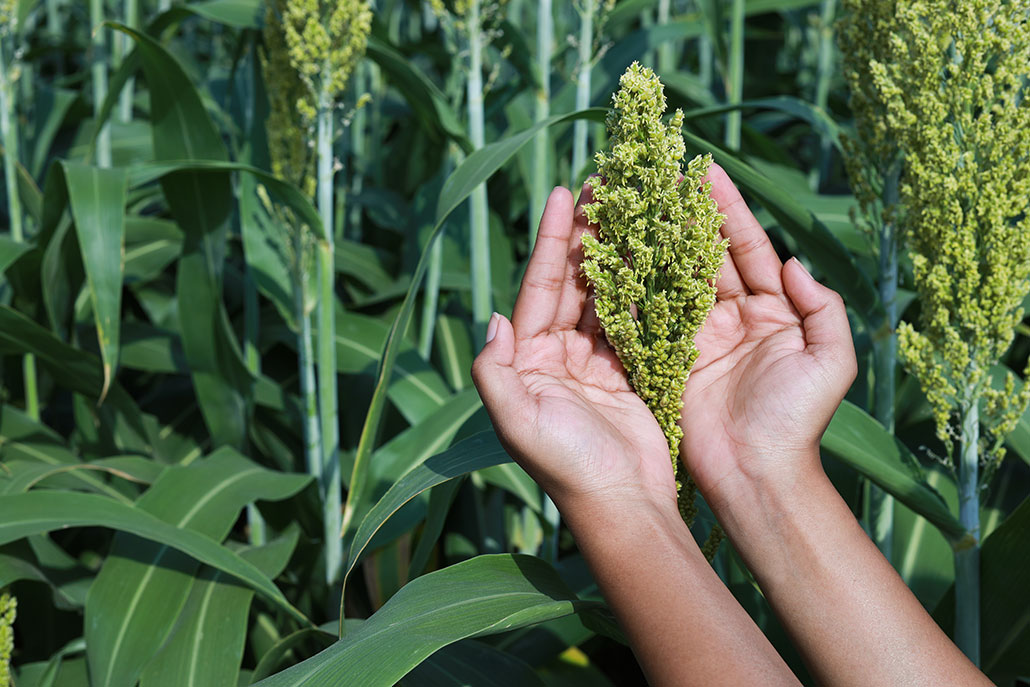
[{"xmin": 0, "ymin": 0, "xmax": 1028, "ymax": 685}]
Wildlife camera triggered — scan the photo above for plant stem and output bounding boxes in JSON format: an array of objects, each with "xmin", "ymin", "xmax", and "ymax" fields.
[
  {"xmin": 1, "ymin": 31, "xmax": 38, "ymax": 420},
  {"xmin": 530, "ymin": 0, "xmax": 552, "ymax": 247},
  {"xmin": 571, "ymin": 0, "xmax": 592, "ymax": 190},
  {"xmin": 419, "ymin": 232, "xmax": 444, "ymax": 360},
  {"xmin": 297, "ymin": 274, "xmax": 322, "ymax": 493},
  {"xmin": 869, "ymin": 164, "xmax": 899, "ymax": 563},
  {"xmin": 724, "ymin": 0, "xmax": 744, "ymax": 150},
  {"xmin": 467, "ymin": 0, "xmax": 492, "ymax": 343},
  {"xmin": 90, "ymin": 0, "xmax": 111, "ymax": 168},
  {"xmin": 242, "ymin": 263, "xmax": 266, "ymax": 547},
  {"xmin": 809, "ymin": 0, "xmax": 835, "ymax": 191},
  {"xmin": 657, "ymin": 0, "xmax": 673, "ymax": 74},
  {"xmin": 118, "ymin": 0, "xmax": 137, "ymax": 123},
  {"xmin": 316, "ymin": 88, "xmax": 343, "ymax": 586},
  {"xmin": 955, "ymin": 395, "xmax": 981, "ymax": 665},
  {"xmin": 348, "ymin": 63, "xmax": 367, "ymax": 242}
]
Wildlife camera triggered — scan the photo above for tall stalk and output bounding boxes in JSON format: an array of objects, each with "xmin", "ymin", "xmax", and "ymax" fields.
[
  {"xmin": 954, "ymin": 396, "xmax": 981, "ymax": 665},
  {"xmin": 90, "ymin": 0, "xmax": 111, "ymax": 167},
  {"xmin": 1, "ymin": 25, "xmax": 39, "ymax": 420},
  {"xmin": 868, "ymin": 164, "xmax": 899, "ymax": 562},
  {"xmin": 570, "ymin": 0, "xmax": 592, "ymax": 190},
  {"xmin": 295, "ymin": 268, "xmax": 322, "ymax": 497},
  {"xmin": 529, "ymin": 0, "xmax": 552, "ymax": 247},
  {"xmin": 810, "ymin": 0, "xmax": 835, "ymax": 191},
  {"xmin": 656, "ymin": 0, "xmax": 673, "ymax": 74},
  {"xmin": 467, "ymin": 0, "xmax": 492, "ymax": 342},
  {"xmin": 117, "ymin": 0, "xmax": 137, "ymax": 122},
  {"xmin": 316, "ymin": 86, "xmax": 343, "ymax": 585},
  {"xmin": 243, "ymin": 263, "xmax": 266, "ymax": 546},
  {"xmin": 724, "ymin": 0, "xmax": 744, "ymax": 150},
  {"xmin": 419, "ymin": 153, "xmax": 455, "ymax": 360}
]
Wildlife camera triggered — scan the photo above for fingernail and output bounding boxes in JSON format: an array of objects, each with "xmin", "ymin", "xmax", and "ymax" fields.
[
  {"xmin": 485, "ymin": 312, "xmax": 500, "ymax": 343},
  {"xmin": 792, "ymin": 257, "xmax": 812, "ymax": 279}
]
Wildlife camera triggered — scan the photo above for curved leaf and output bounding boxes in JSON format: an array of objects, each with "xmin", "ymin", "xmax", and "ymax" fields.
[
  {"xmin": 0, "ymin": 491, "xmax": 310, "ymax": 626},
  {"xmin": 256, "ymin": 554, "xmax": 604, "ymax": 686},
  {"xmin": 681, "ymin": 131, "xmax": 884, "ymax": 327},
  {"xmin": 343, "ymin": 431, "xmax": 509, "ymax": 598},
  {"xmin": 61, "ymin": 162, "xmax": 128, "ymax": 401},
  {"xmin": 85, "ymin": 449, "xmax": 311, "ymax": 687},
  {"xmin": 821, "ymin": 400, "xmax": 965, "ymax": 542}
]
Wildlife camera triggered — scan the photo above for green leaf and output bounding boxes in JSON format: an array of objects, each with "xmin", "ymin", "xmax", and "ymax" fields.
[
  {"xmin": 680, "ymin": 131, "xmax": 884, "ymax": 327},
  {"xmin": 61, "ymin": 161, "xmax": 128, "ymax": 402},
  {"xmin": 84, "ymin": 449, "xmax": 311, "ymax": 687},
  {"xmin": 344, "ymin": 431, "xmax": 509, "ymax": 596},
  {"xmin": 139, "ymin": 527, "xmax": 300, "ymax": 687},
  {"xmin": 0, "ymin": 235, "xmax": 31, "ymax": 279},
  {"xmin": 255, "ymin": 555, "xmax": 605, "ymax": 686},
  {"xmin": 682, "ymin": 96, "xmax": 842, "ymax": 152},
  {"xmin": 342, "ymin": 109, "xmax": 607, "ymax": 544},
  {"xmin": 184, "ymin": 0, "xmax": 263, "ymax": 27},
  {"xmin": 110, "ymin": 23, "xmax": 252, "ymax": 448},
  {"xmin": 821, "ymin": 401, "xmax": 965, "ymax": 542},
  {"xmin": 402, "ymin": 640, "xmax": 546, "ymax": 687},
  {"xmin": 366, "ymin": 36, "xmax": 469, "ymax": 151},
  {"xmin": 0, "ymin": 490, "xmax": 309, "ymax": 626}
]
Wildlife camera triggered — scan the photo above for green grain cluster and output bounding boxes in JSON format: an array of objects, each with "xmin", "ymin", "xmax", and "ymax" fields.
[
  {"xmin": 869, "ymin": 1, "xmax": 1030, "ymax": 460},
  {"xmin": 582, "ymin": 62, "xmax": 726, "ymax": 512},
  {"xmin": 0, "ymin": 591, "xmax": 14, "ymax": 687}
]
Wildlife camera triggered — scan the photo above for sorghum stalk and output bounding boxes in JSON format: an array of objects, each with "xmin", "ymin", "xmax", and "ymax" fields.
[
  {"xmin": 90, "ymin": 0, "xmax": 111, "ymax": 168},
  {"xmin": 419, "ymin": 153, "xmax": 455, "ymax": 360},
  {"xmin": 724, "ymin": 0, "xmax": 744, "ymax": 150},
  {"xmin": 874, "ymin": 1, "xmax": 1030, "ymax": 663},
  {"xmin": 583, "ymin": 63, "xmax": 727, "ymax": 546},
  {"xmin": 955, "ymin": 395, "xmax": 980, "ymax": 664},
  {"xmin": 243, "ymin": 261, "xmax": 266, "ymax": 546},
  {"xmin": 868, "ymin": 163, "xmax": 899, "ymax": 561},
  {"xmin": 529, "ymin": 0, "xmax": 551, "ymax": 246},
  {"xmin": 1, "ymin": 10, "xmax": 39, "ymax": 421},
  {"xmin": 467, "ymin": 0, "xmax": 492, "ymax": 342},
  {"xmin": 656, "ymin": 0, "xmax": 672, "ymax": 74},
  {"xmin": 809, "ymin": 0, "xmax": 836, "ymax": 191},
  {"xmin": 117, "ymin": 0, "xmax": 137, "ymax": 122},
  {"xmin": 570, "ymin": 0, "xmax": 592, "ymax": 188},
  {"xmin": 264, "ymin": 0, "xmax": 372, "ymax": 585}
]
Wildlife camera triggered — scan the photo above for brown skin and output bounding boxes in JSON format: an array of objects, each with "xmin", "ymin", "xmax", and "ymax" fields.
[{"xmin": 472, "ymin": 165, "xmax": 990, "ymax": 687}]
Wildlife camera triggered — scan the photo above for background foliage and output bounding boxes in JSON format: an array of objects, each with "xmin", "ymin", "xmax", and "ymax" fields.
[{"xmin": 0, "ymin": 0, "xmax": 1028, "ymax": 685}]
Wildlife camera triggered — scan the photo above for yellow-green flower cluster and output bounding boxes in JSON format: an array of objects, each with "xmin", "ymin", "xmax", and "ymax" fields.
[
  {"xmin": 838, "ymin": 0, "xmax": 901, "ymax": 232},
  {"xmin": 870, "ymin": 1, "xmax": 1030, "ymax": 458},
  {"xmin": 582, "ymin": 62, "xmax": 727, "ymax": 472},
  {"xmin": 0, "ymin": 590, "xmax": 14, "ymax": 687},
  {"xmin": 0, "ymin": 0, "xmax": 14, "ymax": 33}
]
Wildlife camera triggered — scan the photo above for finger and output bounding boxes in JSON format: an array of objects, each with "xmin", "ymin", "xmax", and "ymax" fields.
[
  {"xmin": 782, "ymin": 258, "xmax": 857, "ymax": 381},
  {"xmin": 512, "ymin": 186, "xmax": 576, "ymax": 339},
  {"xmin": 705, "ymin": 163, "xmax": 784, "ymax": 295},
  {"xmin": 471, "ymin": 313, "xmax": 537, "ymax": 436},
  {"xmin": 715, "ymin": 241, "xmax": 749, "ymax": 299},
  {"xmin": 553, "ymin": 181, "xmax": 598, "ymax": 329}
]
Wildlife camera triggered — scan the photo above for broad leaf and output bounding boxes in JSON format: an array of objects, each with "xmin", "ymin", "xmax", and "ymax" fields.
[{"xmin": 255, "ymin": 554, "xmax": 606, "ymax": 686}]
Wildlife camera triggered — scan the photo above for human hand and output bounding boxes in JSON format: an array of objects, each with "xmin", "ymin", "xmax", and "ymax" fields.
[
  {"xmin": 679, "ymin": 164, "xmax": 857, "ymax": 511},
  {"xmin": 472, "ymin": 185, "xmax": 678, "ymax": 518}
]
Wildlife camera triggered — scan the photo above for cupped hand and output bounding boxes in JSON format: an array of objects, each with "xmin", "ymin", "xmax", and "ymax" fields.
[
  {"xmin": 680, "ymin": 164, "xmax": 857, "ymax": 509},
  {"xmin": 472, "ymin": 185, "xmax": 677, "ymax": 514}
]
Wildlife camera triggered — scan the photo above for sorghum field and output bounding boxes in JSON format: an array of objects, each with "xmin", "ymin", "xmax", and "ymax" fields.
[{"xmin": 0, "ymin": 0, "xmax": 1028, "ymax": 685}]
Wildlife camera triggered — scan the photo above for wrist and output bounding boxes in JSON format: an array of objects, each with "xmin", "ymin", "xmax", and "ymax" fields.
[
  {"xmin": 557, "ymin": 489, "xmax": 686, "ymax": 548},
  {"xmin": 703, "ymin": 447, "xmax": 829, "ymax": 528}
]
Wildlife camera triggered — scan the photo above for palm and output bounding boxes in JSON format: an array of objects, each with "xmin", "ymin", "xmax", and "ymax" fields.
[
  {"xmin": 683, "ymin": 292, "xmax": 813, "ymax": 495},
  {"xmin": 511, "ymin": 328, "xmax": 676, "ymax": 503}
]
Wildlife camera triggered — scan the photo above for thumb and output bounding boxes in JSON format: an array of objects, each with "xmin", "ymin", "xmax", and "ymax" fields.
[
  {"xmin": 471, "ymin": 313, "xmax": 536, "ymax": 430},
  {"xmin": 782, "ymin": 258, "xmax": 856, "ymax": 368}
]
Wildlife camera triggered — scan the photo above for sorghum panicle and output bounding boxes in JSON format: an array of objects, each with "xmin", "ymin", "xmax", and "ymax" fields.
[{"xmin": 582, "ymin": 62, "xmax": 727, "ymax": 510}]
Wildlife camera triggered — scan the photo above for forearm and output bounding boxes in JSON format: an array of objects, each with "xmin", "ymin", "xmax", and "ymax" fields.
[
  {"xmin": 711, "ymin": 458, "xmax": 989, "ymax": 687},
  {"xmin": 562, "ymin": 496, "xmax": 800, "ymax": 687}
]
